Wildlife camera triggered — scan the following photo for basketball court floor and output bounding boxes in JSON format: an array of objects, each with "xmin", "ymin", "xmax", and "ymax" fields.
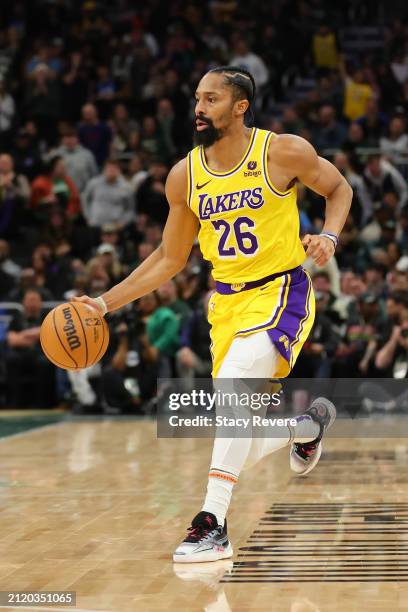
[{"xmin": 1, "ymin": 412, "xmax": 408, "ymax": 611}]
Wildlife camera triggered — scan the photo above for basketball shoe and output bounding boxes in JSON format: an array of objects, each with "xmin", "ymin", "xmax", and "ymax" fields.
[
  {"xmin": 173, "ymin": 511, "xmax": 233, "ymax": 563},
  {"xmin": 290, "ymin": 397, "xmax": 336, "ymax": 476}
]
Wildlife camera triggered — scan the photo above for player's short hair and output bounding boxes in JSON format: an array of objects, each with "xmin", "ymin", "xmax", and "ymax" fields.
[{"xmin": 208, "ymin": 65, "xmax": 256, "ymax": 124}]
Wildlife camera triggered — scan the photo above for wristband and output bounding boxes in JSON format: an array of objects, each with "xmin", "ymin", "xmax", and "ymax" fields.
[
  {"xmin": 94, "ymin": 296, "xmax": 108, "ymax": 316},
  {"xmin": 320, "ymin": 232, "xmax": 338, "ymax": 249}
]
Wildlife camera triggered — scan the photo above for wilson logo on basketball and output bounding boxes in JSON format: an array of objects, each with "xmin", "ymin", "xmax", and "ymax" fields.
[{"xmin": 62, "ymin": 306, "xmax": 81, "ymax": 350}]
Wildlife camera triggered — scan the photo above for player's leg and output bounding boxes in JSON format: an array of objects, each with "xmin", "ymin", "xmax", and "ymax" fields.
[{"xmin": 173, "ymin": 331, "xmax": 322, "ymax": 562}]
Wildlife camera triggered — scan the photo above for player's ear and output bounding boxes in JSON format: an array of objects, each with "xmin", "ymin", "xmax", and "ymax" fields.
[{"xmin": 235, "ymin": 99, "xmax": 249, "ymax": 118}]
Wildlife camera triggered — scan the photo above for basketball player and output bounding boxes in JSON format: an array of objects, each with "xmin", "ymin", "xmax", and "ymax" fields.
[{"xmin": 74, "ymin": 67, "xmax": 352, "ymax": 563}]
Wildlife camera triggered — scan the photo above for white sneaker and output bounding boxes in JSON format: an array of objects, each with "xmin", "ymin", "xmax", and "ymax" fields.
[
  {"xmin": 173, "ymin": 511, "xmax": 233, "ymax": 563},
  {"xmin": 290, "ymin": 397, "xmax": 336, "ymax": 476}
]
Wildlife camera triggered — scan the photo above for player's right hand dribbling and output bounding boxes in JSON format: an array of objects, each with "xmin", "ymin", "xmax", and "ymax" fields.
[{"xmin": 71, "ymin": 295, "xmax": 107, "ymax": 316}]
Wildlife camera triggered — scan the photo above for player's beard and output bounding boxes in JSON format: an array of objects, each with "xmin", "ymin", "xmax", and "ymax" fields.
[{"xmin": 194, "ymin": 116, "xmax": 224, "ymax": 147}]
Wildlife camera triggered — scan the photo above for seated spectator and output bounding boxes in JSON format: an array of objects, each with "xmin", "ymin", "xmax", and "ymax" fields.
[
  {"xmin": 157, "ymin": 279, "xmax": 192, "ymax": 329},
  {"xmin": 6, "ymin": 289, "xmax": 56, "ymax": 407},
  {"xmin": 0, "ymin": 239, "xmax": 21, "ymax": 281},
  {"xmin": 81, "ymin": 159, "xmax": 135, "ymax": 229},
  {"xmin": 291, "ymin": 290, "xmax": 340, "ymax": 378},
  {"xmin": 380, "ymin": 116, "xmax": 408, "ymax": 165},
  {"xmin": 138, "ymin": 291, "xmax": 180, "ymax": 378},
  {"xmin": 342, "ymin": 122, "xmax": 367, "ymax": 152},
  {"xmin": 128, "ymin": 154, "xmax": 148, "ymax": 198},
  {"xmin": 375, "ymin": 292, "xmax": 408, "ymax": 377},
  {"xmin": 176, "ymin": 290, "xmax": 213, "ymax": 386},
  {"xmin": 101, "ymin": 319, "xmax": 150, "ymax": 414},
  {"xmin": 0, "ymin": 76, "xmax": 15, "ymax": 147},
  {"xmin": 281, "ymin": 107, "xmax": 305, "ymax": 136},
  {"xmin": 86, "ymin": 243, "xmax": 125, "ymax": 287},
  {"xmin": 30, "ymin": 155, "xmax": 80, "ymax": 220},
  {"xmin": 11, "ymin": 127, "xmax": 42, "ymax": 181},
  {"xmin": 0, "ymin": 153, "xmax": 30, "ymax": 239},
  {"xmin": 312, "ymin": 105, "xmax": 347, "ymax": 152},
  {"xmin": 7, "ymin": 266, "xmax": 54, "ymax": 301},
  {"xmin": 140, "ymin": 116, "xmax": 167, "ymax": 160},
  {"xmin": 357, "ymin": 99, "xmax": 387, "ymax": 146},
  {"xmin": 136, "ymin": 160, "xmax": 169, "ymax": 225},
  {"xmin": 95, "ymin": 65, "xmax": 117, "ymax": 102},
  {"xmin": 54, "ymin": 127, "xmax": 98, "ymax": 192},
  {"xmin": 363, "ymin": 155, "xmax": 408, "ymax": 212},
  {"xmin": 334, "ymin": 151, "xmax": 373, "ymax": 225},
  {"xmin": 0, "ymin": 153, "xmax": 30, "ymax": 202},
  {"xmin": 109, "ymin": 103, "xmax": 139, "ymax": 156},
  {"xmin": 78, "ymin": 103, "xmax": 112, "ymax": 167}
]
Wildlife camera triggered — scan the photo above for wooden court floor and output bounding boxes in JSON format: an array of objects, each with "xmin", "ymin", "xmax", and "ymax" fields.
[{"xmin": 1, "ymin": 415, "xmax": 408, "ymax": 611}]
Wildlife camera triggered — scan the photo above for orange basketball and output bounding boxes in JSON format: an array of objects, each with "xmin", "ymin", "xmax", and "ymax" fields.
[{"xmin": 40, "ymin": 302, "xmax": 109, "ymax": 370}]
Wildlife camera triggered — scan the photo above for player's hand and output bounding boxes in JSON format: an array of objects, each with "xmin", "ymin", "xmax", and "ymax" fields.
[
  {"xmin": 71, "ymin": 295, "xmax": 105, "ymax": 315},
  {"xmin": 302, "ymin": 234, "xmax": 335, "ymax": 267}
]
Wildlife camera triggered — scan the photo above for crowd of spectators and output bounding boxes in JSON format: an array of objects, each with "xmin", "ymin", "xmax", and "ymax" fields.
[{"xmin": 0, "ymin": 0, "xmax": 407, "ymax": 412}]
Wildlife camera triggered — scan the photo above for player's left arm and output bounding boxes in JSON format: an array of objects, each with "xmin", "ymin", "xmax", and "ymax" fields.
[{"xmin": 274, "ymin": 134, "xmax": 353, "ymax": 266}]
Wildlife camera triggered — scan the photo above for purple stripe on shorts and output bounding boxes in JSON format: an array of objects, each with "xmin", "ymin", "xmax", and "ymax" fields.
[
  {"xmin": 267, "ymin": 267, "xmax": 310, "ymax": 363},
  {"xmin": 235, "ymin": 273, "xmax": 289, "ymax": 335}
]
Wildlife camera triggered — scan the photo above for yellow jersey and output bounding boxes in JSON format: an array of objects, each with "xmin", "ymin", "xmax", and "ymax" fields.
[{"xmin": 187, "ymin": 128, "xmax": 306, "ymax": 283}]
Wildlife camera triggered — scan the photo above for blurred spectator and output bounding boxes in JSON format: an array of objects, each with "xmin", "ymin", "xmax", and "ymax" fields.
[
  {"xmin": 30, "ymin": 155, "xmax": 81, "ymax": 219},
  {"xmin": 339, "ymin": 58, "xmax": 374, "ymax": 121},
  {"xmin": 312, "ymin": 24, "xmax": 338, "ymax": 69},
  {"xmin": 157, "ymin": 279, "xmax": 192, "ymax": 329},
  {"xmin": 140, "ymin": 116, "xmax": 168, "ymax": 160},
  {"xmin": 292, "ymin": 290, "xmax": 339, "ymax": 377},
  {"xmin": 0, "ymin": 76, "xmax": 15, "ymax": 147},
  {"xmin": 6, "ymin": 289, "xmax": 55, "ymax": 407},
  {"xmin": 313, "ymin": 105, "xmax": 347, "ymax": 151},
  {"xmin": 11, "ymin": 127, "xmax": 42, "ymax": 181},
  {"xmin": 24, "ymin": 63, "xmax": 61, "ymax": 145},
  {"xmin": 0, "ymin": 239, "xmax": 21, "ymax": 281},
  {"xmin": 54, "ymin": 127, "xmax": 98, "ymax": 192},
  {"xmin": 357, "ymin": 99, "xmax": 387, "ymax": 147},
  {"xmin": 138, "ymin": 291, "xmax": 180, "ymax": 378},
  {"xmin": 136, "ymin": 160, "xmax": 169, "ymax": 225},
  {"xmin": 376, "ymin": 292, "xmax": 408, "ymax": 377},
  {"xmin": 334, "ymin": 151, "xmax": 373, "ymax": 225},
  {"xmin": 61, "ymin": 52, "xmax": 89, "ymax": 122},
  {"xmin": 81, "ymin": 159, "xmax": 135, "ymax": 228},
  {"xmin": 177, "ymin": 290, "xmax": 212, "ymax": 384},
  {"xmin": 380, "ymin": 116, "xmax": 408, "ymax": 165},
  {"xmin": 109, "ymin": 103, "xmax": 139, "ymax": 156},
  {"xmin": 78, "ymin": 103, "xmax": 112, "ymax": 167},
  {"xmin": 128, "ymin": 154, "xmax": 148, "ymax": 197},
  {"xmin": 363, "ymin": 155, "xmax": 408, "ymax": 212},
  {"xmin": 7, "ymin": 267, "xmax": 53, "ymax": 301},
  {"xmin": 87, "ymin": 243, "xmax": 125, "ymax": 286},
  {"xmin": 230, "ymin": 39, "xmax": 268, "ymax": 89},
  {"xmin": 0, "ymin": 153, "xmax": 30, "ymax": 239}
]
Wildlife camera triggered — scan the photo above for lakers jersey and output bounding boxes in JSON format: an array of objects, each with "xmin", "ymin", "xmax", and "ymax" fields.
[{"xmin": 187, "ymin": 128, "xmax": 306, "ymax": 283}]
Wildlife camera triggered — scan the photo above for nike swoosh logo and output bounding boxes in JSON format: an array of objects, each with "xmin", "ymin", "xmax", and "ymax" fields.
[{"xmin": 196, "ymin": 180, "xmax": 212, "ymax": 190}]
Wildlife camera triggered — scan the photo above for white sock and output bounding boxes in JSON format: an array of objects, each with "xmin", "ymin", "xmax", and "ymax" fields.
[{"xmin": 202, "ymin": 332, "xmax": 280, "ymax": 526}]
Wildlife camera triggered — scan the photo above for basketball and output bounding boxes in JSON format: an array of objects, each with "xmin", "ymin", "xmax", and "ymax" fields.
[{"xmin": 40, "ymin": 302, "xmax": 109, "ymax": 370}]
